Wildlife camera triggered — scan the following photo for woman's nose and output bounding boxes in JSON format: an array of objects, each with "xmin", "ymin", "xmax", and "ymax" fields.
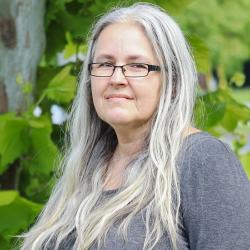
[{"xmin": 109, "ymin": 66, "xmax": 128, "ymax": 86}]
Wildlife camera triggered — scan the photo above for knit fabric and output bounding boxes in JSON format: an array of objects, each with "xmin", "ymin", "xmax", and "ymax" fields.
[{"xmin": 49, "ymin": 132, "xmax": 250, "ymax": 249}]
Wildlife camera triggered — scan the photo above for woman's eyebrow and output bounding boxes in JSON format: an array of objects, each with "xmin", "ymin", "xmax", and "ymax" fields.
[
  {"xmin": 95, "ymin": 54, "xmax": 151, "ymax": 62},
  {"xmin": 94, "ymin": 54, "xmax": 114, "ymax": 61},
  {"xmin": 126, "ymin": 55, "xmax": 151, "ymax": 62}
]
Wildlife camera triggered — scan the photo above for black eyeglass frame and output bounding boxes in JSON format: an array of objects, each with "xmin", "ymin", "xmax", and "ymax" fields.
[{"xmin": 88, "ymin": 63, "xmax": 161, "ymax": 77}]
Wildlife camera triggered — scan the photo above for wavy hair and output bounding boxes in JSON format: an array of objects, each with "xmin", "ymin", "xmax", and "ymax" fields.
[{"xmin": 19, "ymin": 2, "xmax": 197, "ymax": 250}]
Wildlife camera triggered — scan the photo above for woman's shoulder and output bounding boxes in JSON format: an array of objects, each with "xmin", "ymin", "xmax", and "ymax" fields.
[
  {"xmin": 178, "ymin": 131, "xmax": 250, "ymax": 249},
  {"xmin": 180, "ymin": 130, "xmax": 233, "ymax": 160},
  {"xmin": 178, "ymin": 130, "xmax": 249, "ymax": 187}
]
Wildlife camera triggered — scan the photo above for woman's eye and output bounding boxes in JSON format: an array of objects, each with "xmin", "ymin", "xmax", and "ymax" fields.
[
  {"xmin": 98, "ymin": 63, "xmax": 113, "ymax": 68},
  {"xmin": 130, "ymin": 63, "xmax": 147, "ymax": 69}
]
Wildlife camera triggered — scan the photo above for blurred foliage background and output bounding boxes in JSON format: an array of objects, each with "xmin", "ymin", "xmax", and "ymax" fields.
[{"xmin": 0, "ymin": 0, "xmax": 250, "ymax": 248}]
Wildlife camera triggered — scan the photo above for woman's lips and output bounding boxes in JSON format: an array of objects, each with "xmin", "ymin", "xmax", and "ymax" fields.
[{"xmin": 106, "ymin": 94, "xmax": 133, "ymax": 100}]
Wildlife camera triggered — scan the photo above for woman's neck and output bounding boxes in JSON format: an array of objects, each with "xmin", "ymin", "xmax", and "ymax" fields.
[{"xmin": 113, "ymin": 123, "xmax": 149, "ymax": 158}]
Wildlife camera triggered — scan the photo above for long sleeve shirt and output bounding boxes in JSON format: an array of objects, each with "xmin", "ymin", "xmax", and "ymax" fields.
[{"xmin": 50, "ymin": 131, "xmax": 250, "ymax": 249}]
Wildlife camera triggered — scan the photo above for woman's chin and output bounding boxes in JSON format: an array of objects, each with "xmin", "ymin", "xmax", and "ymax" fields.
[
  {"xmin": 106, "ymin": 116, "xmax": 132, "ymax": 127},
  {"xmin": 102, "ymin": 110, "xmax": 134, "ymax": 126}
]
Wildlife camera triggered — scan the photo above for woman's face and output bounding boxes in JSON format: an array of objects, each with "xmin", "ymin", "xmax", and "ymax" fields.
[{"xmin": 91, "ymin": 22, "xmax": 161, "ymax": 130}]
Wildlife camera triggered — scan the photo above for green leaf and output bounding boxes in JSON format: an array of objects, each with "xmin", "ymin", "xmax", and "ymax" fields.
[
  {"xmin": 146, "ymin": 0, "xmax": 194, "ymax": 14},
  {"xmin": 220, "ymin": 89, "xmax": 250, "ymax": 131},
  {"xmin": 21, "ymin": 82, "xmax": 33, "ymax": 94},
  {"xmin": 233, "ymin": 135, "xmax": 247, "ymax": 153},
  {"xmin": 177, "ymin": 0, "xmax": 250, "ymax": 76},
  {"xmin": 195, "ymin": 92, "xmax": 226, "ymax": 129},
  {"xmin": 46, "ymin": 65, "xmax": 76, "ymax": 103},
  {"xmin": 24, "ymin": 176, "xmax": 49, "ymax": 203},
  {"xmin": 196, "ymin": 88, "xmax": 250, "ymax": 132},
  {"xmin": 230, "ymin": 72, "xmax": 246, "ymax": 87},
  {"xmin": 0, "ymin": 114, "xmax": 30, "ymax": 174},
  {"xmin": 35, "ymin": 66, "xmax": 61, "ymax": 102},
  {"xmin": 231, "ymin": 88, "xmax": 250, "ymax": 105},
  {"xmin": 0, "ymin": 235, "xmax": 10, "ymax": 250},
  {"xmin": 220, "ymin": 110, "xmax": 238, "ymax": 131},
  {"xmin": 64, "ymin": 42, "xmax": 77, "ymax": 59},
  {"xmin": 63, "ymin": 32, "xmax": 78, "ymax": 59},
  {"xmin": 0, "ymin": 191, "xmax": 42, "ymax": 237},
  {"xmin": 187, "ymin": 35, "xmax": 211, "ymax": 74},
  {"xmin": 45, "ymin": 0, "xmax": 68, "ymax": 27},
  {"xmin": 45, "ymin": 21, "xmax": 66, "ymax": 62},
  {"xmin": 27, "ymin": 116, "xmax": 59, "ymax": 175},
  {"xmin": 59, "ymin": 12, "xmax": 92, "ymax": 37}
]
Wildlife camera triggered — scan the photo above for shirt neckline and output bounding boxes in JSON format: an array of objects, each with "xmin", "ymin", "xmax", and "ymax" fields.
[{"xmin": 102, "ymin": 131, "xmax": 209, "ymax": 195}]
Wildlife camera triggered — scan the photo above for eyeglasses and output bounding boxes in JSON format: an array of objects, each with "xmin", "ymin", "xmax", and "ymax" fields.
[{"xmin": 88, "ymin": 63, "xmax": 161, "ymax": 77}]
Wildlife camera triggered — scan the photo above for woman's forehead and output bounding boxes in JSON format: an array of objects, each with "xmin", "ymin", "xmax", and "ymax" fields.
[
  {"xmin": 93, "ymin": 22, "xmax": 157, "ymax": 62},
  {"xmin": 94, "ymin": 54, "xmax": 152, "ymax": 64}
]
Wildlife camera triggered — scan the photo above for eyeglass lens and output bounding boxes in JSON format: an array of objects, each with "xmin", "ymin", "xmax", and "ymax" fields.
[{"xmin": 90, "ymin": 63, "xmax": 149, "ymax": 77}]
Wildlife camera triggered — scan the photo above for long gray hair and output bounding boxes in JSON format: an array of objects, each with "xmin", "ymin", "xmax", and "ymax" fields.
[{"xmin": 20, "ymin": 2, "xmax": 197, "ymax": 250}]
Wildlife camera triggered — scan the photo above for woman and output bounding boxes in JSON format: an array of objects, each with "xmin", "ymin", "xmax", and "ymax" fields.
[{"xmin": 20, "ymin": 3, "xmax": 250, "ymax": 250}]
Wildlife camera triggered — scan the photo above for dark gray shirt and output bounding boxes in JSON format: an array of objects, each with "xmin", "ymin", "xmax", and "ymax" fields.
[{"xmin": 56, "ymin": 132, "xmax": 250, "ymax": 249}]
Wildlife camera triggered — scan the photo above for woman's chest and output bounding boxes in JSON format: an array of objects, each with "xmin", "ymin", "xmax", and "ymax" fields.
[{"xmin": 89, "ymin": 210, "xmax": 189, "ymax": 250}]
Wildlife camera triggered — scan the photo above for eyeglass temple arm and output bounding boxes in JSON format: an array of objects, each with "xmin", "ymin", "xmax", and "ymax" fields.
[{"xmin": 148, "ymin": 65, "xmax": 161, "ymax": 72}]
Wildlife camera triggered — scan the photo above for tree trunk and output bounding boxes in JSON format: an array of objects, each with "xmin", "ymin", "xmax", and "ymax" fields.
[
  {"xmin": 0, "ymin": 0, "xmax": 46, "ymax": 189},
  {"xmin": 0, "ymin": 0, "xmax": 45, "ymax": 113}
]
